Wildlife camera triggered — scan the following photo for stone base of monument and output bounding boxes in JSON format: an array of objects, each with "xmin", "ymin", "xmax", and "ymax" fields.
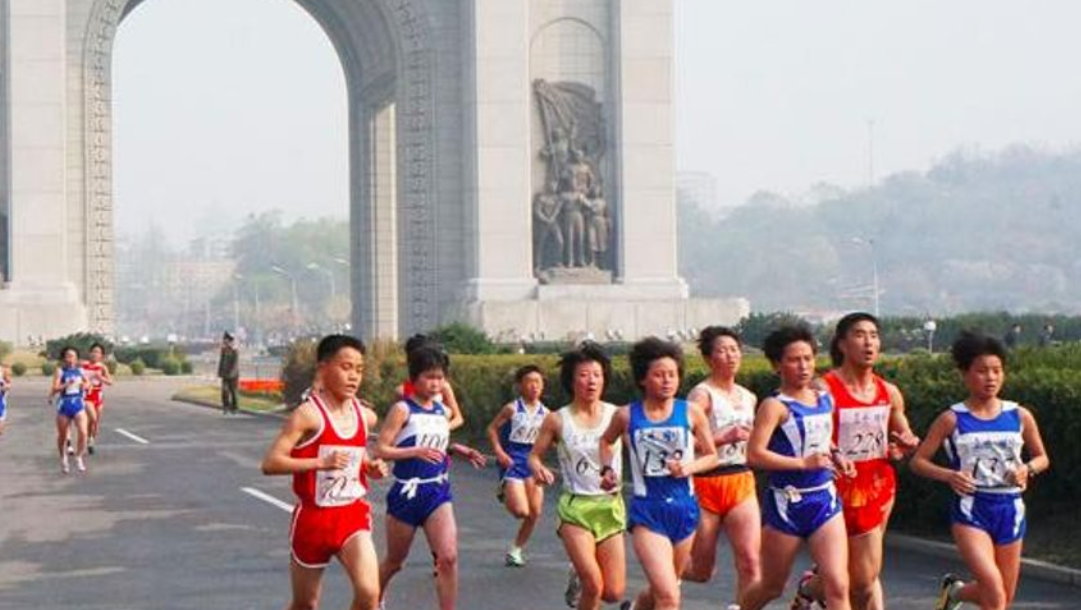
[
  {"xmin": 537, "ymin": 266, "xmax": 613, "ymax": 285},
  {"xmin": 450, "ymin": 290, "xmax": 750, "ymax": 343},
  {"xmin": 0, "ymin": 282, "xmax": 89, "ymax": 344}
]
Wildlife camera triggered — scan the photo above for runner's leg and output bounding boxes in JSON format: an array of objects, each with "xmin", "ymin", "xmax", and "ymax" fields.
[
  {"xmin": 338, "ymin": 530, "xmax": 380, "ymax": 610},
  {"xmin": 422, "ymin": 502, "xmax": 459, "ymax": 610},
  {"xmin": 286, "ymin": 558, "xmax": 325, "ymax": 610}
]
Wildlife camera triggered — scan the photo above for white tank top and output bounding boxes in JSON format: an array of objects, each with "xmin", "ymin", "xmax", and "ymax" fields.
[
  {"xmin": 557, "ymin": 402, "xmax": 621, "ymax": 496},
  {"xmin": 694, "ymin": 381, "xmax": 756, "ymax": 467}
]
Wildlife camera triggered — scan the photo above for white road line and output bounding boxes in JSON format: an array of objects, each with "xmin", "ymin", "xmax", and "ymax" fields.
[
  {"xmin": 114, "ymin": 427, "xmax": 150, "ymax": 445},
  {"xmin": 241, "ymin": 487, "xmax": 293, "ymax": 513}
]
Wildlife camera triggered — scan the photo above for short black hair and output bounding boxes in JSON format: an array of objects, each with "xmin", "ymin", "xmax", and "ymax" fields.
[
  {"xmin": 405, "ymin": 333, "xmax": 436, "ymax": 354},
  {"xmin": 408, "ymin": 345, "xmax": 449, "ymax": 380},
  {"xmin": 763, "ymin": 324, "xmax": 816, "ymax": 364},
  {"xmin": 829, "ymin": 312, "xmax": 879, "ymax": 367},
  {"xmin": 316, "ymin": 334, "xmax": 367, "ymax": 363},
  {"xmin": 60, "ymin": 345, "xmax": 79, "ymax": 360},
  {"xmin": 515, "ymin": 364, "xmax": 544, "ymax": 383},
  {"xmin": 629, "ymin": 337, "xmax": 684, "ymax": 391},
  {"xmin": 951, "ymin": 330, "xmax": 1008, "ymax": 371},
  {"xmin": 89, "ymin": 342, "xmax": 106, "ymax": 354},
  {"xmin": 558, "ymin": 342, "xmax": 611, "ymax": 396},
  {"xmin": 697, "ymin": 326, "xmax": 741, "ymax": 358}
]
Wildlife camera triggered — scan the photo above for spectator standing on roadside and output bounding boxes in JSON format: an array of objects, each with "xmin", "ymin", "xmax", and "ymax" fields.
[
  {"xmin": 1038, "ymin": 324, "xmax": 1055, "ymax": 348},
  {"xmin": 1003, "ymin": 324, "xmax": 1022, "ymax": 350},
  {"xmin": 218, "ymin": 332, "xmax": 240, "ymax": 415}
]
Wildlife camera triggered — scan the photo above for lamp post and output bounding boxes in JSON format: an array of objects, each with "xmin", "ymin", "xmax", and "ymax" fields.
[
  {"xmin": 270, "ymin": 265, "xmax": 299, "ymax": 333},
  {"xmin": 923, "ymin": 318, "xmax": 937, "ymax": 353},
  {"xmin": 307, "ymin": 262, "xmax": 336, "ymax": 300},
  {"xmin": 851, "ymin": 237, "xmax": 880, "ymax": 317},
  {"xmin": 231, "ymin": 272, "xmax": 243, "ymax": 333}
]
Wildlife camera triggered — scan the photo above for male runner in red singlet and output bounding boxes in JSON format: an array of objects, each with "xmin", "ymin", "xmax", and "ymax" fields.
[
  {"xmin": 82, "ymin": 343, "xmax": 113, "ymax": 455},
  {"xmin": 262, "ymin": 334, "xmax": 388, "ymax": 610},
  {"xmin": 793, "ymin": 313, "xmax": 920, "ymax": 610}
]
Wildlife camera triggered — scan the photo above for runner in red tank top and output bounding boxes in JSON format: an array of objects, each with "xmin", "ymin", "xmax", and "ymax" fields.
[
  {"xmin": 262, "ymin": 334, "xmax": 388, "ymax": 610},
  {"xmin": 793, "ymin": 313, "xmax": 920, "ymax": 610},
  {"xmin": 82, "ymin": 342, "xmax": 113, "ymax": 455}
]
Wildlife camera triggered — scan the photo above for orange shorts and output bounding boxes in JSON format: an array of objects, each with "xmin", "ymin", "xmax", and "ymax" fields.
[
  {"xmin": 835, "ymin": 460, "xmax": 896, "ymax": 536},
  {"xmin": 693, "ymin": 470, "xmax": 757, "ymax": 518},
  {"xmin": 289, "ymin": 501, "xmax": 372, "ymax": 568}
]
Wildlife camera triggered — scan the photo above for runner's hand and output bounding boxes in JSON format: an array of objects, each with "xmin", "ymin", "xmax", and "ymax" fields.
[
  {"xmin": 465, "ymin": 447, "xmax": 487, "ymax": 469},
  {"xmin": 947, "ymin": 470, "xmax": 977, "ymax": 495},
  {"xmin": 414, "ymin": 447, "xmax": 446, "ymax": 464},
  {"xmin": 599, "ymin": 467, "xmax": 619, "ymax": 491},
  {"xmin": 365, "ymin": 458, "xmax": 390, "ymax": 480},
  {"xmin": 717, "ymin": 424, "xmax": 750, "ymax": 445},
  {"xmin": 1006, "ymin": 464, "xmax": 1030, "ymax": 491},
  {"xmin": 495, "ymin": 450, "xmax": 514, "ymax": 469},
  {"xmin": 666, "ymin": 459, "xmax": 690, "ymax": 478},
  {"xmin": 890, "ymin": 430, "xmax": 920, "ymax": 452},
  {"xmin": 533, "ymin": 465, "xmax": 556, "ymax": 487},
  {"xmin": 318, "ymin": 450, "xmax": 350, "ymax": 471},
  {"xmin": 802, "ymin": 453, "xmax": 833, "ymax": 471}
]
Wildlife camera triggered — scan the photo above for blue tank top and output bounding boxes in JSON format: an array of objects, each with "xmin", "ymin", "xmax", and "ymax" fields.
[
  {"xmin": 627, "ymin": 399, "xmax": 695, "ymax": 499},
  {"xmin": 58, "ymin": 366, "xmax": 85, "ymax": 404},
  {"xmin": 391, "ymin": 398, "xmax": 451, "ymax": 481},
  {"xmin": 765, "ymin": 392, "xmax": 835, "ymax": 490},
  {"xmin": 945, "ymin": 401, "xmax": 1025, "ymax": 495},
  {"xmin": 0, "ymin": 375, "xmax": 7, "ymax": 411},
  {"xmin": 498, "ymin": 399, "xmax": 548, "ymax": 458}
]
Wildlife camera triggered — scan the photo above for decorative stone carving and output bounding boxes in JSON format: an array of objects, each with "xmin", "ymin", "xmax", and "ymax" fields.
[{"xmin": 533, "ymin": 79, "xmax": 611, "ymax": 281}]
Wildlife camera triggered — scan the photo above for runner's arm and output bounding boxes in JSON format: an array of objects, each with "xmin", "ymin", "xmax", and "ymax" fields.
[
  {"xmin": 528, "ymin": 412, "xmax": 561, "ymax": 485},
  {"xmin": 678, "ymin": 402, "xmax": 719, "ymax": 476},
  {"xmin": 443, "ymin": 382, "xmax": 465, "ymax": 431},
  {"xmin": 486, "ymin": 404, "xmax": 516, "ymax": 466},
  {"xmin": 261, "ymin": 403, "xmax": 340, "ymax": 475},
  {"xmin": 1015, "ymin": 407, "xmax": 1049, "ymax": 485},
  {"xmin": 746, "ymin": 397, "xmax": 821, "ymax": 471},
  {"xmin": 885, "ymin": 382, "xmax": 919, "ymax": 450},
  {"xmin": 598, "ymin": 406, "xmax": 628, "ymax": 489},
  {"xmin": 373, "ymin": 401, "xmax": 438, "ymax": 462},
  {"xmin": 909, "ymin": 410, "xmax": 975, "ymax": 495}
]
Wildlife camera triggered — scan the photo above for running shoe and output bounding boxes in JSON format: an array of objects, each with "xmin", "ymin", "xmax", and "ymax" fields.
[
  {"xmin": 505, "ymin": 546, "xmax": 525, "ymax": 567},
  {"xmin": 564, "ymin": 567, "xmax": 582, "ymax": 608},
  {"xmin": 75, "ymin": 457, "xmax": 86, "ymax": 472},
  {"xmin": 619, "ymin": 601, "xmax": 634, "ymax": 610},
  {"xmin": 789, "ymin": 569, "xmax": 818, "ymax": 610},
  {"xmin": 934, "ymin": 573, "xmax": 964, "ymax": 610},
  {"xmin": 87, "ymin": 438, "xmax": 95, "ymax": 455},
  {"xmin": 66, "ymin": 438, "xmax": 75, "ymax": 455},
  {"xmin": 61, "ymin": 456, "xmax": 70, "ymax": 474},
  {"xmin": 725, "ymin": 605, "xmax": 742, "ymax": 610}
]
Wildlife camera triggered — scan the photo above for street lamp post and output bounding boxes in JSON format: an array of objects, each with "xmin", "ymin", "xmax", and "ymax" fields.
[
  {"xmin": 270, "ymin": 265, "xmax": 299, "ymax": 333},
  {"xmin": 231, "ymin": 272, "xmax": 243, "ymax": 333},
  {"xmin": 852, "ymin": 237, "xmax": 880, "ymax": 317},
  {"xmin": 307, "ymin": 262, "xmax": 336, "ymax": 300}
]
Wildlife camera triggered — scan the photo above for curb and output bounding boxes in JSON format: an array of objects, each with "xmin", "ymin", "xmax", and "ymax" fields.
[
  {"xmin": 887, "ymin": 533, "xmax": 1081, "ymax": 588},
  {"xmin": 171, "ymin": 394, "xmax": 288, "ymax": 420}
]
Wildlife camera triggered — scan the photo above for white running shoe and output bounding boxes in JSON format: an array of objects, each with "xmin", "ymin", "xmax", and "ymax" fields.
[
  {"xmin": 934, "ymin": 573, "xmax": 964, "ymax": 610},
  {"xmin": 505, "ymin": 546, "xmax": 525, "ymax": 567},
  {"xmin": 75, "ymin": 457, "xmax": 86, "ymax": 473},
  {"xmin": 66, "ymin": 438, "xmax": 75, "ymax": 455},
  {"xmin": 564, "ymin": 567, "xmax": 581, "ymax": 608},
  {"xmin": 61, "ymin": 456, "xmax": 70, "ymax": 474}
]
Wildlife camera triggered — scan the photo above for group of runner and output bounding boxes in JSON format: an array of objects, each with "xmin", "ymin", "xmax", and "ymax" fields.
[
  {"xmin": 32, "ymin": 343, "xmax": 113, "ymax": 473},
  {"xmin": 260, "ymin": 315, "xmax": 1050, "ymax": 610}
]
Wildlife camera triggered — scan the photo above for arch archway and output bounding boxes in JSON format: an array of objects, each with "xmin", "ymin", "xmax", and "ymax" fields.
[{"xmin": 76, "ymin": 0, "xmax": 441, "ymax": 340}]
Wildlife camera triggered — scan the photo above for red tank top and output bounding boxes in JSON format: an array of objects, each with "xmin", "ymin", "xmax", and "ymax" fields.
[
  {"xmin": 823, "ymin": 370, "xmax": 891, "ymax": 465},
  {"xmin": 82, "ymin": 361, "xmax": 106, "ymax": 401},
  {"xmin": 291, "ymin": 394, "xmax": 369, "ymax": 508}
]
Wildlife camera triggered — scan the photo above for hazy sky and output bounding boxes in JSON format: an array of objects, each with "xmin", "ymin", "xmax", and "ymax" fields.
[{"xmin": 114, "ymin": 0, "xmax": 1081, "ymax": 242}]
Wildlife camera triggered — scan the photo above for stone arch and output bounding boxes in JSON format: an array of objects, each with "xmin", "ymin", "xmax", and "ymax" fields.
[{"xmin": 74, "ymin": 0, "xmax": 439, "ymax": 339}]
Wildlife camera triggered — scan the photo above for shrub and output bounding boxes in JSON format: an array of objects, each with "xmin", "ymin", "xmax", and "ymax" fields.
[
  {"xmin": 160, "ymin": 357, "xmax": 181, "ymax": 376},
  {"xmin": 44, "ymin": 333, "xmax": 112, "ymax": 361},
  {"xmin": 430, "ymin": 322, "xmax": 496, "ymax": 355},
  {"xmin": 11, "ymin": 362, "xmax": 26, "ymax": 377},
  {"xmin": 130, "ymin": 358, "xmax": 146, "ymax": 376},
  {"xmin": 105, "ymin": 360, "xmax": 118, "ymax": 375},
  {"xmin": 180, "ymin": 360, "xmax": 194, "ymax": 374},
  {"xmin": 281, "ymin": 339, "xmax": 318, "ymax": 407},
  {"xmin": 0, "ymin": 341, "xmax": 12, "ymax": 360},
  {"xmin": 41, "ymin": 361, "xmax": 56, "ymax": 376},
  {"xmin": 114, "ymin": 346, "xmax": 178, "ymax": 369}
]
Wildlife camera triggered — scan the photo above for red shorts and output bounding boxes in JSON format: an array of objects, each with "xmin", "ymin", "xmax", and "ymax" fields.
[
  {"xmin": 86, "ymin": 394, "xmax": 103, "ymax": 409},
  {"xmin": 289, "ymin": 501, "xmax": 372, "ymax": 568},
  {"xmin": 693, "ymin": 470, "xmax": 757, "ymax": 518},
  {"xmin": 835, "ymin": 460, "xmax": 896, "ymax": 536}
]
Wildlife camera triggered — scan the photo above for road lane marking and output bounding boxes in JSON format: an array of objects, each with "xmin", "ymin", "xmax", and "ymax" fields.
[
  {"xmin": 115, "ymin": 428, "xmax": 150, "ymax": 444},
  {"xmin": 241, "ymin": 487, "xmax": 293, "ymax": 513}
]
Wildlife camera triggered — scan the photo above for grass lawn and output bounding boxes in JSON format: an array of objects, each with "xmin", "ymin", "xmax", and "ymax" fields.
[{"xmin": 172, "ymin": 385, "xmax": 284, "ymax": 413}]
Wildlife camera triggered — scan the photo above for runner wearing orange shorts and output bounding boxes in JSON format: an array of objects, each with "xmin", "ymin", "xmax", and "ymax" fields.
[
  {"xmin": 682, "ymin": 327, "xmax": 761, "ymax": 610},
  {"xmin": 793, "ymin": 313, "xmax": 920, "ymax": 610}
]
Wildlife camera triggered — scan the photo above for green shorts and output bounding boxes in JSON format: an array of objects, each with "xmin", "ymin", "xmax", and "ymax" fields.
[{"xmin": 557, "ymin": 492, "xmax": 626, "ymax": 542}]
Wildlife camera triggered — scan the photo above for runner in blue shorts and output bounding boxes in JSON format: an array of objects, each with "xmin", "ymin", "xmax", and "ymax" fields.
[
  {"xmin": 486, "ymin": 364, "xmax": 549, "ymax": 567},
  {"xmin": 599, "ymin": 337, "xmax": 717, "ymax": 610},
  {"xmin": 741, "ymin": 325, "xmax": 855, "ymax": 610},
  {"xmin": 0, "ymin": 362, "xmax": 11, "ymax": 437},
  {"xmin": 376, "ymin": 345, "xmax": 485, "ymax": 610},
  {"xmin": 48, "ymin": 346, "xmax": 90, "ymax": 474},
  {"xmin": 911, "ymin": 331, "xmax": 1049, "ymax": 610}
]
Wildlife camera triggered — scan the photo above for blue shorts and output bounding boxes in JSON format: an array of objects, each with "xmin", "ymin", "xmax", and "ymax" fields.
[
  {"xmin": 0, "ymin": 398, "xmax": 6, "ymax": 421},
  {"xmin": 763, "ymin": 485, "xmax": 842, "ymax": 539},
  {"xmin": 499, "ymin": 453, "xmax": 533, "ymax": 482},
  {"xmin": 628, "ymin": 495, "xmax": 699, "ymax": 542},
  {"xmin": 950, "ymin": 493, "xmax": 1026, "ymax": 545},
  {"xmin": 57, "ymin": 398, "xmax": 84, "ymax": 419},
  {"xmin": 387, "ymin": 479, "xmax": 453, "ymax": 528}
]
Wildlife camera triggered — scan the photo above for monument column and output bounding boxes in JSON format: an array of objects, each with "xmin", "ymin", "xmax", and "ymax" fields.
[
  {"xmin": 612, "ymin": 0, "xmax": 687, "ymax": 298},
  {"xmin": 460, "ymin": 0, "xmax": 537, "ymax": 302},
  {"xmin": 0, "ymin": 0, "xmax": 85, "ymax": 342}
]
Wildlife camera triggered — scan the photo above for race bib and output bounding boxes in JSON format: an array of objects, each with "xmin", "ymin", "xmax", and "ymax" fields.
[
  {"xmin": 713, "ymin": 410, "xmax": 752, "ymax": 467},
  {"xmin": 315, "ymin": 445, "xmax": 366, "ymax": 507},
  {"xmin": 509, "ymin": 412, "xmax": 543, "ymax": 444},
  {"xmin": 801, "ymin": 412, "xmax": 833, "ymax": 457},
  {"xmin": 838, "ymin": 406, "xmax": 890, "ymax": 462},
  {"xmin": 410, "ymin": 413, "xmax": 450, "ymax": 452},
  {"xmin": 635, "ymin": 426, "xmax": 690, "ymax": 477},
  {"xmin": 955, "ymin": 432, "xmax": 1024, "ymax": 489},
  {"xmin": 64, "ymin": 379, "xmax": 82, "ymax": 396}
]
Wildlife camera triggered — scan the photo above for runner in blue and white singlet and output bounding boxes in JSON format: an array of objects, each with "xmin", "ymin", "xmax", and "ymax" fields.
[
  {"xmin": 386, "ymin": 398, "xmax": 452, "ymax": 526},
  {"xmin": 498, "ymin": 398, "xmax": 549, "ymax": 480},
  {"xmin": 625, "ymin": 398, "xmax": 700, "ymax": 541},
  {"xmin": 49, "ymin": 347, "xmax": 90, "ymax": 474}
]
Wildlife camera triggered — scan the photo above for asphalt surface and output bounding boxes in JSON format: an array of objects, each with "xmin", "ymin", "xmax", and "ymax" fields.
[{"xmin": 0, "ymin": 378, "xmax": 1075, "ymax": 609}]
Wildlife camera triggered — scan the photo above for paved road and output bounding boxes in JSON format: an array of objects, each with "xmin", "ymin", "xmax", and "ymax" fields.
[{"xmin": 0, "ymin": 379, "xmax": 1074, "ymax": 609}]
